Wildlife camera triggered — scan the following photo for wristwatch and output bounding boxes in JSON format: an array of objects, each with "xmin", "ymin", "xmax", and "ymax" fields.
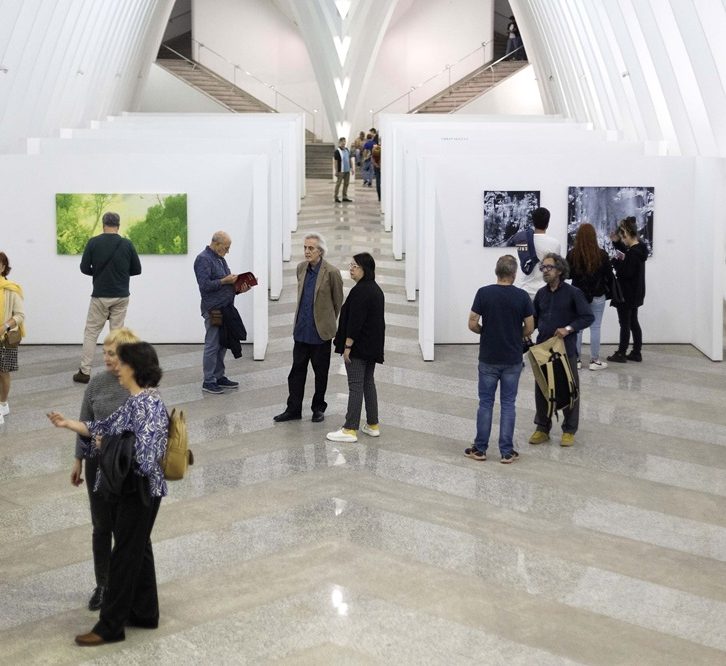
[
  {"xmin": 565, "ymin": 325, "xmax": 573, "ymax": 333},
  {"xmin": 345, "ymin": 345, "xmax": 353, "ymax": 349}
]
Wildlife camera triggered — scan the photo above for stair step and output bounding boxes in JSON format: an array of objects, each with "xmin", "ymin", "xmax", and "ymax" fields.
[{"xmin": 156, "ymin": 58, "xmax": 276, "ymax": 116}]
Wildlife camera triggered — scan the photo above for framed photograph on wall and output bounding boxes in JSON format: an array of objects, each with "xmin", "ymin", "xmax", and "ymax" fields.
[
  {"xmin": 483, "ymin": 190, "xmax": 541, "ymax": 247},
  {"xmin": 55, "ymin": 193, "xmax": 188, "ymax": 255},
  {"xmin": 567, "ymin": 186, "xmax": 654, "ymax": 255}
]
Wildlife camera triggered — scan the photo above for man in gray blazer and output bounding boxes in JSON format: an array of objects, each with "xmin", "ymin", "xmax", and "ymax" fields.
[{"xmin": 274, "ymin": 233, "xmax": 344, "ymax": 423}]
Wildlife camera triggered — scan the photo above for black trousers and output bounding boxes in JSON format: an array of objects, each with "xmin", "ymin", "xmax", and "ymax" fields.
[
  {"xmin": 93, "ymin": 477, "xmax": 161, "ymax": 641},
  {"xmin": 286, "ymin": 340, "xmax": 331, "ymax": 415},
  {"xmin": 374, "ymin": 166, "xmax": 381, "ymax": 201},
  {"xmin": 85, "ymin": 456, "xmax": 114, "ymax": 588},
  {"xmin": 615, "ymin": 305, "xmax": 642, "ymax": 353},
  {"xmin": 534, "ymin": 355, "xmax": 580, "ymax": 434}
]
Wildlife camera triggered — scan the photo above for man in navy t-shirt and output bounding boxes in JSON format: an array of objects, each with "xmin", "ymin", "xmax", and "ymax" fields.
[{"xmin": 467, "ymin": 255, "xmax": 534, "ymax": 463}]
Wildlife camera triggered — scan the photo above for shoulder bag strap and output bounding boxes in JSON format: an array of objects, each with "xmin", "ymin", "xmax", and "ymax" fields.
[{"xmin": 92, "ymin": 235, "xmax": 124, "ymax": 282}]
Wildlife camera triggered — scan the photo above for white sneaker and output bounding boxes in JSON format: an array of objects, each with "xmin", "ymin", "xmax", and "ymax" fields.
[
  {"xmin": 326, "ymin": 428, "xmax": 358, "ymax": 443},
  {"xmin": 0, "ymin": 413, "xmax": 4, "ymax": 425},
  {"xmin": 361, "ymin": 423, "xmax": 380, "ymax": 437},
  {"xmin": 0, "ymin": 402, "xmax": 7, "ymax": 416},
  {"xmin": 589, "ymin": 360, "xmax": 608, "ymax": 371}
]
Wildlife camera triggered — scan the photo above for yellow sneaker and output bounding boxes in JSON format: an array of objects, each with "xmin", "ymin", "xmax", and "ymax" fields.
[
  {"xmin": 528, "ymin": 431, "xmax": 550, "ymax": 445},
  {"xmin": 561, "ymin": 432, "xmax": 575, "ymax": 447}
]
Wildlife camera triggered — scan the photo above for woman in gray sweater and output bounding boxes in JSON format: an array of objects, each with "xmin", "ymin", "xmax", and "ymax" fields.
[{"xmin": 70, "ymin": 327, "xmax": 139, "ymax": 611}]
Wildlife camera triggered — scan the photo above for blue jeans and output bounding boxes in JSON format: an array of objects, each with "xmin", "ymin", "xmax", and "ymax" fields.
[
  {"xmin": 475, "ymin": 361, "xmax": 523, "ymax": 456},
  {"xmin": 203, "ymin": 313, "xmax": 227, "ymax": 384},
  {"xmin": 576, "ymin": 295, "xmax": 606, "ymax": 361}
]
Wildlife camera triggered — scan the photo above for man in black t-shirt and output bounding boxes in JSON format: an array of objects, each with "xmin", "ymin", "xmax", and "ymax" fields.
[
  {"xmin": 466, "ymin": 255, "xmax": 534, "ymax": 463},
  {"xmin": 73, "ymin": 213, "xmax": 141, "ymax": 384}
]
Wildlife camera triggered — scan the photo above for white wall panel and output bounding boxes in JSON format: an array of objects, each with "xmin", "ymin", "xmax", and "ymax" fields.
[{"xmin": 0, "ymin": 152, "xmax": 268, "ymax": 358}]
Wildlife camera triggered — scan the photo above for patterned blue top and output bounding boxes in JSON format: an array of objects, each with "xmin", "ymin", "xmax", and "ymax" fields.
[{"xmin": 85, "ymin": 388, "xmax": 169, "ymax": 497}]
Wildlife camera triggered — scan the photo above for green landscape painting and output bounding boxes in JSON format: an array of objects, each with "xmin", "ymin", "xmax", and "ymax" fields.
[{"xmin": 56, "ymin": 193, "xmax": 188, "ymax": 255}]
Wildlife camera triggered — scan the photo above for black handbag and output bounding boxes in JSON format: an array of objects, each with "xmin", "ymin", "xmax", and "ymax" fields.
[
  {"xmin": 606, "ymin": 269, "xmax": 625, "ymax": 307},
  {"xmin": 97, "ymin": 431, "xmax": 135, "ymax": 500}
]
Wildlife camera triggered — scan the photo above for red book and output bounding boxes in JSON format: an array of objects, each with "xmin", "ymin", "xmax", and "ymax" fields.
[{"xmin": 234, "ymin": 272, "xmax": 258, "ymax": 292}]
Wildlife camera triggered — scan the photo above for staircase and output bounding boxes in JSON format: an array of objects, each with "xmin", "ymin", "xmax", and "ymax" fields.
[
  {"xmin": 157, "ymin": 58, "xmax": 275, "ymax": 114},
  {"xmin": 306, "ymin": 143, "xmax": 335, "ymax": 179},
  {"xmin": 413, "ymin": 58, "xmax": 527, "ymax": 114}
]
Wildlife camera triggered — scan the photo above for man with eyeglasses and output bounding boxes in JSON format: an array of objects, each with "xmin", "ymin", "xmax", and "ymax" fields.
[
  {"xmin": 273, "ymin": 233, "xmax": 343, "ymax": 423},
  {"xmin": 529, "ymin": 253, "xmax": 593, "ymax": 447},
  {"xmin": 193, "ymin": 231, "xmax": 250, "ymax": 394}
]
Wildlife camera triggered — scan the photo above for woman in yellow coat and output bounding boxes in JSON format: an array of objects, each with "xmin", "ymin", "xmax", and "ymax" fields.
[{"xmin": 0, "ymin": 251, "xmax": 26, "ymax": 425}]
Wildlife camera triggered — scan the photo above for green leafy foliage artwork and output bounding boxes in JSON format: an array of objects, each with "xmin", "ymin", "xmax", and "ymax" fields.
[{"xmin": 55, "ymin": 193, "xmax": 188, "ymax": 255}]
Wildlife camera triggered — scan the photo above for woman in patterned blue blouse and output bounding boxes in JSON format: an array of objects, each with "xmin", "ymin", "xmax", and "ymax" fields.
[{"xmin": 49, "ymin": 342, "xmax": 169, "ymax": 647}]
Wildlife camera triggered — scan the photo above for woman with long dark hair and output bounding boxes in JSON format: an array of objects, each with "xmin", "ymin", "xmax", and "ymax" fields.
[
  {"xmin": 49, "ymin": 342, "xmax": 168, "ymax": 646},
  {"xmin": 607, "ymin": 216, "xmax": 648, "ymax": 363},
  {"xmin": 327, "ymin": 252, "xmax": 385, "ymax": 443},
  {"xmin": 0, "ymin": 251, "xmax": 25, "ymax": 425},
  {"xmin": 566, "ymin": 224, "xmax": 612, "ymax": 370}
]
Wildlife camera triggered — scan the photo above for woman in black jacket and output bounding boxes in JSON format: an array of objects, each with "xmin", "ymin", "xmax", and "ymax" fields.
[
  {"xmin": 607, "ymin": 216, "xmax": 648, "ymax": 363},
  {"xmin": 327, "ymin": 252, "xmax": 385, "ymax": 443},
  {"xmin": 566, "ymin": 223, "xmax": 612, "ymax": 371}
]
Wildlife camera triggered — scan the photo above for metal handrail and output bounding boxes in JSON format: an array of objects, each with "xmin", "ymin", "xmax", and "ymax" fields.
[
  {"xmin": 157, "ymin": 45, "xmax": 252, "ymax": 113},
  {"xmin": 158, "ymin": 44, "xmax": 275, "ymax": 113},
  {"xmin": 409, "ymin": 45, "xmax": 525, "ymax": 114},
  {"xmin": 190, "ymin": 38, "xmax": 315, "ymax": 118},
  {"xmin": 376, "ymin": 44, "xmax": 525, "ymax": 118},
  {"xmin": 372, "ymin": 40, "xmax": 492, "ymax": 116}
]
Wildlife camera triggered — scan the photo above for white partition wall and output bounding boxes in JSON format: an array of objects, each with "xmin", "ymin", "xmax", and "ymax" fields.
[
  {"xmin": 0, "ymin": 152, "xmax": 270, "ymax": 359},
  {"xmin": 415, "ymin": 150, "xmax": 724, "ymax": 361},
  {"xmin": 691, "ymin": 158, "xmax": 726, "ymax": 359},
  {"xmin": 36, "ymin": 113, "xmax": 304, "ymax": 300}
]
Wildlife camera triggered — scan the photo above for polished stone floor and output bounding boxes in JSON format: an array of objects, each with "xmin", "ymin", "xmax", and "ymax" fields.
[{"xmin": 1, "ymin": 179, "xmax": 725, "ymax": 664}]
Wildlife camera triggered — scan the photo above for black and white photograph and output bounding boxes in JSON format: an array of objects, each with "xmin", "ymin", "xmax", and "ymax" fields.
[
  {"xmin": 567, "ymin": 186, "xmax": 654, "ymax": 255},
  {"xmin": 483, "ymin": 190, "xmax": 540, "ymax": 247}
]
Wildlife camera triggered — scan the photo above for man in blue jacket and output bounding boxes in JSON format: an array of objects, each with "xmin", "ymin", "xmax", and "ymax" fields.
[
  {"xmin": 193, "ymin": 231, "xmax": 250, "ymax": 394},
  {"xmin": 530, "ymin": 253, "xmax": 594, "ymax": 447}
]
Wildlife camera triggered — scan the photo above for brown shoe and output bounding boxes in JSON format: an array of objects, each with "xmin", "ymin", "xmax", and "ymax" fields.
[
  {"xmin": 73, "ymin": 369, "xmax": 90, "ymax": 384},
  {"xmin": 74, "ymin": 631, "xmax": 107, "ymax": 646}
]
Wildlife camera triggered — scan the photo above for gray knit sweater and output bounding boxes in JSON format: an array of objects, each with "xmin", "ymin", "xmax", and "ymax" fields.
[{"xmin": 74, "ymin": 371, "xmax": 129, "ymax": 459}]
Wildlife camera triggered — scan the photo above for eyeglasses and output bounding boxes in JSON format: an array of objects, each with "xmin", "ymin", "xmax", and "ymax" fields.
[{"xmin": 539, "ymin": 265, "xmax": 557, "ymax": 272}]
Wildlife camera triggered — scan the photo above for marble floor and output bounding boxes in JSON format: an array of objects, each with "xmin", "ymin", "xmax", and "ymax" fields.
[{"xmin": 1, "ymin": 179, "xmax": 725, "ymax": 665}]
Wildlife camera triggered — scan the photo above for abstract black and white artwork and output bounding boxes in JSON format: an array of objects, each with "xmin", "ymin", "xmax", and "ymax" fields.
[
  {"xmin": 567, "ymin": 186, "xmax": 654, "ymax": 256},
  {"xmin": 483, "ymin": 190, "xmax": 540, "ymax": 247}
]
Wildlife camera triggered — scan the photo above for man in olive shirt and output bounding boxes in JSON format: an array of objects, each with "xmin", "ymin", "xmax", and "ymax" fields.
[
  {"xmin": 274, "ymin": 233, "xmax": 343, "ymax": 422},
  {"xmin": 73, "ymin": 213, "xmax": 142, "ymax": 383}
]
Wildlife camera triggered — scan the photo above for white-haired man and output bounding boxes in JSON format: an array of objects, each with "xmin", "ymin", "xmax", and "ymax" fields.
[{"xmin": 274, "ymin": 233, "xmax": 343, "ymax": 422}]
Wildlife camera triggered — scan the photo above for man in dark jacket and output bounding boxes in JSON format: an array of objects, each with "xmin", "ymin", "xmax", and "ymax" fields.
[
  {"xmin": 193, "ymin": 231, "xmax": 250, "ymax": 394},
  {"xmin": 332, "ymin": 137, "xmax": 354, "ymax": 203},
  {"xmin": 74, "ymin": 213, "xmax": 141, "ymax": 384},
  {"xmin": 530, "ymin": 253, "xmax": 594, "ymax": 447},
  {"xmin": 273, "ymin": 233, "xmax": 343, "ymax": 423}
]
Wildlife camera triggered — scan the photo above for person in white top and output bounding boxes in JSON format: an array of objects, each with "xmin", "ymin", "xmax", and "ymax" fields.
[{"xmin": 517, "ymin": 207, "xmax": 561, "ymax": 300}]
